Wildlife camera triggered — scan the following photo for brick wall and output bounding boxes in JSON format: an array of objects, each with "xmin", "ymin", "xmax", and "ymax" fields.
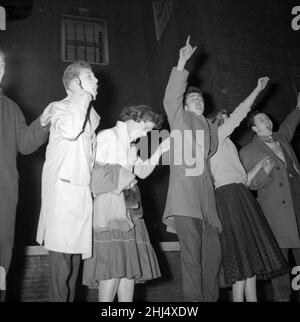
[
  {"xmin": 7, "ymin": 250, "xmax": 184, "ymax": 302},
  {"xmin": 142, "ymin": 0, "xmax": 300, "ymax": 145},
  {"xmin": 6, "ymin": 249, "xmax": 277, "ymax": 302}
]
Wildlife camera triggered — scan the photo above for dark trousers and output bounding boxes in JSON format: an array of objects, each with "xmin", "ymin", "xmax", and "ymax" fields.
[
  {"xmin": 49, "ymin": 251, "xmax": 81, "ymax": 302},
  {"xmin": 272, "ymin": 248, "xmax": 300, "ymax": 301},
  {"xmin": 174, "ymin": 216, "xmax": 221, "ymax": 302},
  {"xmin": 0, "ymin": 243, "xmax": 13, "ymax": 302}
]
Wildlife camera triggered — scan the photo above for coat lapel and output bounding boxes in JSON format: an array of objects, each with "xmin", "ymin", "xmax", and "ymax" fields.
[
  {"xmin": 253, "ymin": 135, "xmax": 284, "ymax": 163},
  {"xmin": 207, "ymin": 121, "xmax": 218, "ymax": 158},
  {"xmin": 253, "ymin": 135, "xmax": 298, "ymax": 171},
  {"xmin": 191, "ymin": 113, "xmax": 213, "ymax": 158},
  {"xmin": 89, "ymin": 107, "xmax": 101, "ymax": 133},
  {"xmin": 273, "ymin": 133, "xmax": 300, "ymax": 174}
]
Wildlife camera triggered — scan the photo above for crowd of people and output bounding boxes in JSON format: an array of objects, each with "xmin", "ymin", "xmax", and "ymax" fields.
[{"xmin": 1, "ymin": 35, "xmax": 300, "ymax": 302}]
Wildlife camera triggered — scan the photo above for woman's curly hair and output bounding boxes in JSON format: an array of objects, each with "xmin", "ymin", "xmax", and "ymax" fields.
[{"xmin": 119, "ymin": 105, "xmax": 164, "ymax": 129}]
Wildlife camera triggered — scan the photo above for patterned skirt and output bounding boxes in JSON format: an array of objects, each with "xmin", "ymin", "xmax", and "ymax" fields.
[
  {"xmin": 82, "ymin": 209, "xmax": 161, "ymax": 287},
  {"xmin": 215, "ymin": 183, "xmax": 289, "ymax": 287}
]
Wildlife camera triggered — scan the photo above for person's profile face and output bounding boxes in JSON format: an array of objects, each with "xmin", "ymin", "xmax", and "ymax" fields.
[
  {"xmin": 77, "ymin": 68, "xmax": 98, "ymax": 99},
  {"xmin": 129, "ymin": 120, "xmax": 154, "ymax": 140}
]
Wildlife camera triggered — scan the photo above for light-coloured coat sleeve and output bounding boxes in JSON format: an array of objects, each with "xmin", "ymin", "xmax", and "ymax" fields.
[
  {"xmin": 51, "ymin": 101, "xmax": 89, "ymax": 141},
  {"xmin": 218, "ymin": 101, "xmax": 252, "ymax": 142},
  {"xmin": 95, "ymin": 130, "xmax": 110, "ymax": 163}
]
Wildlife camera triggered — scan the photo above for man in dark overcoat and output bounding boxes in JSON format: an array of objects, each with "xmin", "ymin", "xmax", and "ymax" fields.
[
  {"xmin": 240, "ymin": 99, "xmax": 300, "ymax": 301},
  {"xmin": 0, "ymin": 50, "xmax": 50, "ymax": 301},
  {"xmin": 163, "ymin": 37, "xmax": 222, "ymax": 302}
]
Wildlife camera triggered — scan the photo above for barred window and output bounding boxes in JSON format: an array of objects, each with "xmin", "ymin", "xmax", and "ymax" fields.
[{"xmin": 61, "ymin": 15, "xmax": 109, "ymax": 65}]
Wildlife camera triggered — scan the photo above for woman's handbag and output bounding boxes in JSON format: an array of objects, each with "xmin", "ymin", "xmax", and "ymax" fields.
[{"xmin": 123, "ymin": 186, "xmax": 140, "ymax": 209}]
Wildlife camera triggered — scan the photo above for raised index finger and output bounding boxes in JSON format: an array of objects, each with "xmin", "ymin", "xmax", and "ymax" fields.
[{"xmin": 186, "ymin": 35, "xmax": 190, "ymax": 46}]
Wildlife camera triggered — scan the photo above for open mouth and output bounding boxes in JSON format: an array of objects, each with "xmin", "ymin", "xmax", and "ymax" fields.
[{"xmin": 196, "ymin": 105, "xmax": 204, "ymax": 112}]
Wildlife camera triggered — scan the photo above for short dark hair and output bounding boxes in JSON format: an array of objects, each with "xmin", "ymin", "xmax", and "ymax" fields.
[
  {"xmin": 120, "ymin": 105, "xmax": 164, "ymax": 129},
  {"xmin": 207, "ymin": 109, "xmax": 228, "ymax": 127},
  {"xmin": 184, "ymin": 86, "xmax": 203, "ymax": 106},
  {"xmin": 247, "ymin": 110, "xmax": 261, "ymax": 128},
  {"xmin": 62, "ymin": 61, "xmax": 92, "ymax": 90}
]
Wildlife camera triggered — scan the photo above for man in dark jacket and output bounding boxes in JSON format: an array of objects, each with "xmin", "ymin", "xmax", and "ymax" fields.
[
  {"xmin": 163, "ymin": 36, "xmax": 221, "ymax": 301},
  {"xmin": 240, "ymin": 100, "xmax": 300, "ymax": 301},
  {"xmin": 0, "ymin": 50, "xmax": 51, "ymax": 301}
]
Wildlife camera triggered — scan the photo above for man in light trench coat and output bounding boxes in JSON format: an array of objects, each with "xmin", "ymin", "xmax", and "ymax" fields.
[{"xmin": 36, "ymin": 61, "xmax": 100, "ymax": 302}]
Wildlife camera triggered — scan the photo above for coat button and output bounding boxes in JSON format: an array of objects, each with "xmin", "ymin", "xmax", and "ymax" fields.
[
  {"xmin": 279, "ymin": 183, "xmax": 283, "ymax": 187},
  {"xmin": 289, "ymin": 173, "xmax": 293, "ymax": 178},
  {"xmin": 276, "ymin": 166, "xmax": 280, "ymax": 170},
  {"xmin": 282, "ymin": 200, "xmax": 286, "ymax": 204}
]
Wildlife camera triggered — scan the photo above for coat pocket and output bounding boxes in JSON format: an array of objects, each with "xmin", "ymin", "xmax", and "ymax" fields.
[{"xmin": 56, "ymin": 178, "xmax": 91, "ymax": 220}]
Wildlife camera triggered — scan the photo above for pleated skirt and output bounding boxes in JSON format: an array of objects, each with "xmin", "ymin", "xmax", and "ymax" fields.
[
  {"xmin": 83, "ymin": 213, "xmax": 161, "ymax": 287},
  {"xmin": 215, "ymin": 183, "xmax": 289, "ymax": 287}
]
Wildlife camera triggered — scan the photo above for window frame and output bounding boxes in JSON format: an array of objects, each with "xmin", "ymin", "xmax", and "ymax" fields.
[{"xmin": 61, "ymin": 14, "xmax": 109, "ymax": 65}]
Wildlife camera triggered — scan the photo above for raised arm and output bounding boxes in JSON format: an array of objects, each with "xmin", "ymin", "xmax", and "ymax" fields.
[
  {"xmin": 51, "ymin": 91, "xmax": 92, "ymax": 141},
  {"xmin": 218, "ymin": 77, "xmax": 269, "ymax": 141},
  {"xmin": 277, "ymin": 93, "xmax": 300, "ymax": 142},
  {"xmin": 176, "ymin": 36, "xmax": 197, "ymax": 73},
  {"xmin": 134, "ymin": 137, "xmax": 170, "ymax": 179},
  {"xmin": 163, "ymin": 36, "xmax": 197, "ymax": 124}
]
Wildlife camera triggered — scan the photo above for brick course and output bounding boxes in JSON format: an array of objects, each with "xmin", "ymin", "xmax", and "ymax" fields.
[{"xmin": 7, "ymin": 251, "xmax": 183, "ymax": 302}]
